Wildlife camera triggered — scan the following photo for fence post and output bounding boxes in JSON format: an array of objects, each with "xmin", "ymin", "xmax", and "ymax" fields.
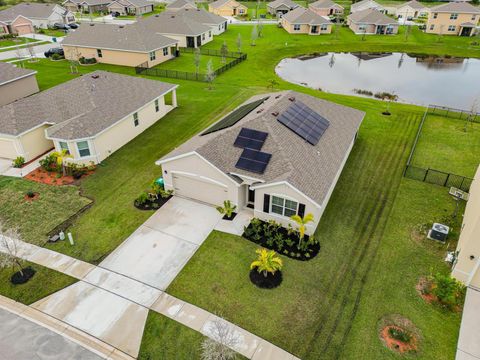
[
  {"xmin": 423, "ymin": 168, "xmax": 429, "ymax": 182},
  {"xmin": 460, "ymin": 177, "xmax": 465, "ymax": 191},
  {"xmin": 444, "ymin": 173, "xmax": 450, "ymax": 187}
]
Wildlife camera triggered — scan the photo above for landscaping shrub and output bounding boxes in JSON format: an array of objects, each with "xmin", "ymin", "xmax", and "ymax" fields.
[
  {"xmin": 39, "ymin": 153, "xmax": 60, "ymax": 172},
  {"xmin": 431, "ymin": 273, "xmax": 466, "ymax": 310},
  {"xmin": 12, "ymin": 156, "xmax": 25, "ymax": 168},
  {"xmin": 79, "ymin": 56, "xmax": 97, "ymax": 65},
  {"xmin": 249, "ymin": 248, "xmax": 283, "ymax": 289},
  {"xmin": 388, "ymin": 327, "xmax": 412, "ymax": 343},
  {"xmin": 51, "ymin": 53, "xmax": 63, "ymax": 60},
  {"xmin": 216, "ymin": 200, "xmax": 237, "ymax": 220},
  {"xmin": 26, "ymin": 190, "xmax": 35, "ymax": 198},
  {"xmin": 134, "ymin": 181, "xmax": 172, "ymax": 210}
]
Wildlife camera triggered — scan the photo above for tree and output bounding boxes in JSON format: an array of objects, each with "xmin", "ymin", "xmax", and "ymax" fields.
[
  {"xmin": 250, "ymin": 248, "xmax": 283, "ymax": 278},
  {"xmin": 267, "ymin": 79, "xmax": 279, "ymax": 89},
  {"xmin": 194, "ymin": 47, "xmax": 201, "ymax": 74},
  {"xmin": 290, "ymin": 213, "xmax": 315, "ymax": 250},
  {"xmin": 236, "ymin": 33, "xmax": 242, "ymax": 52},
  {"xmin": 201, "ymin": 317, "xmax": 239, "ymax": 360},
  {"xmin": 53, "ymin": 150, "xmax": 73, "ymax": 176},
  {"xmin": 216, "ymin": 200, "xmax": 237, "ymax": 218},
  {"xmin": 257, "ymin": 20, "xmax": 264, "ymax": 38},
  {"xmin": 437, "ymin": 24, "xmax": 444, "ymax": 43},
  {"xmin": 404, "ymin": 24, "xmax": 411, "ymax": 41},
  {"xmin": 251, "ymin": 24, "xmax": 258, "ymax": 46},
  {"xmin": 464, "ymin": 99, "xmax": 478, "ymax": 132},
  {"xmin": 220, "ymin": 40, "xmax": 228, "ymax": 64},
  {"xmin": 334, "ymin": 20, "xmax": 340, "ymax": 40},
  {"xmin": 27, "ymin": 42, "xmax": 37, "ymax": 62},
  {"xmin": 68, "ymin": 47, "xmax": 81, "ymax": 74},
  {"xmin": 205, "ymin": 59, "xmax": 216, "ymax": 90},
  {"xmin": 0, "ymin": 223, "xmax": 26, "ymax": 278}
]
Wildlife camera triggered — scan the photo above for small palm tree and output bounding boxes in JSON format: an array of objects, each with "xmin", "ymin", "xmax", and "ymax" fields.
[
  {"xmin": 250, "ymin": 248, "xmax": 283, "ymax": 278},
  {"xmin": 216, "ymin": 200, "xmax": 237, "ymax": 218},
  {"xmin": 53, "ymin": 150, "xmax": 72, "ymax": 177},
  {"xmin": 290, "ymin": 213, "xmax": 315, "ymax": 250}
]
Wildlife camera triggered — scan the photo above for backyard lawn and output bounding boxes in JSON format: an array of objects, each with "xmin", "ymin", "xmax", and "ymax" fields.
[{"xmin": 154, "ymin": 51, "xmax": 226, "ymax": 73}]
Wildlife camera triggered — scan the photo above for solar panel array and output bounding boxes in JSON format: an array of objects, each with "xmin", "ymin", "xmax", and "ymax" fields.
[
  {"xmin": 234, "ymin": 128, "xmax": 268, "ymax": 151},
  {"xmin": 277, "ymin": 101, "xmax": 330, "ymax": 145},
  {"xmin": 235, "ymin": 148, "xmax": 272, "ymax": 174}
]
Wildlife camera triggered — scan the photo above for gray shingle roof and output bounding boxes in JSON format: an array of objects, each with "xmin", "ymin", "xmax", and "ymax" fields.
[
  {"xmin": 309, "ymin": 0, "xmax": 343, "ymax": 10},
  {"xmin": 397, "ymin": 0, "xmax": 427, "ymax": 10},
  {"xmin": 0, "ymin": 62, "xmax": 36, "ymax": 86},
  {"xmin": 267, "ymin": 0, "xmax": 299, "ymax": 10},
  {"xmin": 430, "ymin": 2, "xmax": 480, "ymax": 14},
  {"xmin": 62, "ymin": 23, "xmax": 177, "ymax": 52},
  {"xmin": 0, "ymin": 71, "xmax": 177, "ymax": 139},
  {"xmin": 167, "ymin": 0, "xmax": 196, "ymax": 9},
  {"xmin": 113, "ymin": 0, "xmax": 154, "ymax": 8},
  {"xmin": 283, "ymin": 7, "xmax": 332, "ymax": 24},
  {"xmin": 139, "ymin": 11, "xmax": 211, "ymax": 35},
  {"xmin": 350, "ymin": 0, "xmax": 382, "ymax": 12},
  {"xmin": 348, "ymin": 8, "xmax": 397, "ymax": 25},
  {"xmin": 0, "ymin": 3, "xmax": 62, "ymax": 22},
  {"xmin": 164, "ymin": 8, "xmax": 226, "ymax": 25},
  {"xmin": 209, "ymin": 0, "xmax": 244, "ymax": 9},
  {"xmin": 65, "ymin": 0, "xmax": 111, "ymax": 6},
  {"xmin": 159, "ymin": 91, "xmax": 364, "ymax": 205}
]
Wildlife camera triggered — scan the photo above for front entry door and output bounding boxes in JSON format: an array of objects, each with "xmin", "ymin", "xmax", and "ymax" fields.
[
  {"xmin": 247, "ymin": 188, "xmax": 255, "ymax": 208},
  {"xmin": 197, "ymin": 35, "xmax": 202, "ymax": 47},
  {"xmin": 186, "ymin": 36, "xmax": 195, "ymax": 48}
]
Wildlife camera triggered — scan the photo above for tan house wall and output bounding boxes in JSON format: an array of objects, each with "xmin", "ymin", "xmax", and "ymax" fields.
[
  {"xmin": 309, "ymin": 6, "xmax": 343, "ymax": 16},
  {"xmin": 282, "ymin": 18, "xmax": 332, "ymax": 34},
  {"xmin": 64, "ymin": 2, "xmax": 79, "ymax": 12},
  {"xmin": 11, "ymin": 16, "xmax": 34, "ymax": 35},
  {"xmin": 209, "ymin": 1, "xmax": 247, "ymax": 16},
  {"xmin": 18, "ymin": 125, "xmax": 54, "ymax": 162},
  {"xmin": 63, "ymin": 45, "xmax": 175, "ymax": 67},
  {"xmin": 452, "ymin": 166, "xmax": 480, "ymax": 288},
  {"xmin": 347, "ymin": 19, "xmax": 398, "ymax": 34},
  {"xmin": 396, "ymin": 5, "xmax": 428, "ymax": 19},
  {"xmin": 426, "ymin": 12, "xmax": 479, "ymax": 35},
  {"xmin": 0, "ymin": 137, "xmax": 19, "ymax": 160},
  {"xmin": 1, "ymin": 23, "xmax": 9, "ymax": 34},
  {"xmin": 0, "ymin": 74, "xmax": 39, "ymax": 107}
]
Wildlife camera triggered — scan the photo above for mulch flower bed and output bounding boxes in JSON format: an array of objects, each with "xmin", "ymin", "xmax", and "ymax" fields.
[
  {"xmin": 416, "ymin": 276, "xmax": 463, "ymax": 312},
  {"xmin": 378, "ymin": 315, "xmax": 420, "ymax": 355},
  {"xmin": 11, "ymin": 266, "xmax": 36, "ymax": 285},
  {"xmin": 25, "ymin": 168, "xmax": 93, "ymax": 186},
  {"xmin": 243, "ymin": 219, "xmax": 319, "ymax": 261},
  {"xmin": 381, "ymin": 325, "xmax": 418, "ymax": 354},
  {"xmin": 134, "ymin": 195, "xmax": 172, "ymax": 210},
  {"xmin": 249, "ymin": 268, "xmax": 282, "ymax": 289},
  {"xmin": 222, "ymin": 212, "xmax": 237, "ymax": 221}
]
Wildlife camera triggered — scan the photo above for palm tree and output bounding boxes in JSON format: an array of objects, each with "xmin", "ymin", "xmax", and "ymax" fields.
[
  {"xmin": 250, "ymin": 248, "xmax": 283, "ymax": 278},
  {"xmin": 290, "ymin": 213, "xmax": 315, "ymax": 250},
  {"xmin": 54, "ymin": 150, "xmax": 72, "ymax": 177},
  {"xmin": 216, "ymin": 200, "xmax": 237, "ymax": 218}
]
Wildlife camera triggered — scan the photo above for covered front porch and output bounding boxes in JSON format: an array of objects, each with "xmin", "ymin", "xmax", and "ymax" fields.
[{"xmin": 459, "ymin": 23, "xmax": 476, "ymax": 37}]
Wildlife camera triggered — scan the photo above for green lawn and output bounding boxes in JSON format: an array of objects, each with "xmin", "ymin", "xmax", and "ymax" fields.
[
  {"xmin": 0, "ymin": 261, "xmax": 77, "ymax": 305},
  {"xmin": 154, "ymin": 52, "xmax": 229, "ymax": 73},
  {"xmin": 0, "ymin": 37, "xmax": 38, "ymax": 48},
  {"xmin": 38, "ymin": 28, "xmax": 68, "ymax": 37},
  {"xmin": 411, "ymin": 114, "xmax": 480, "ymax": 177},
  {"xmin": 0, "ymin": 177, "xmax": 91, "ymax": 245}
]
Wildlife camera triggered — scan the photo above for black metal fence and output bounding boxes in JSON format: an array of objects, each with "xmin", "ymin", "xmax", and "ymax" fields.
[
  {"xmin": 135, "ymin": 48, "xmax": 247, "ymax": 82},
  {"xmin": 429, "ymin": 104, "xmax": 480, "ymax": 123}
]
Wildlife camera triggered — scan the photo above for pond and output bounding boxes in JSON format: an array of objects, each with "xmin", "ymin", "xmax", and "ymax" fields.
[{"xmin": 275, "ymin": 52, "xmax": 480, "ymax": 110}]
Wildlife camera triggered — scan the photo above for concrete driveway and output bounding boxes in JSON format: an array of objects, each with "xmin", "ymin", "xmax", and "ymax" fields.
[{"xmin": 100, "ymin": 197, "xmax": 222, "ymax": 290}]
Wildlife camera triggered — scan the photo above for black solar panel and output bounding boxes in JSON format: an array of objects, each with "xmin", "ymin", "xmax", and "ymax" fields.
[
  {"xmin": 277, "ymin": 101, "xmax": 330, "ymax": 145},
  {"xmin": 234, "ymin": 128, "xmax": 269, "ymax": 151},
  {"xmin": 235, "ymin": 148, "xmax": 272, "ymax": 174}
]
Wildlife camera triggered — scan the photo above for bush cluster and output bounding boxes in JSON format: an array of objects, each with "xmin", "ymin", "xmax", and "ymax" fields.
[{"xmin": 79, "ymin": 57, "xmax": 97, "ymax": 64}]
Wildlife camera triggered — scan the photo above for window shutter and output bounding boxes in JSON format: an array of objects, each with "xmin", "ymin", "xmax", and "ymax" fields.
[
  {"xmin": 263, "ymin": 194, "xmax": 270, "ymax": 213},
  {"xmin": 298, "ymin": 203, "xmax": 305, "ymax": 218}
]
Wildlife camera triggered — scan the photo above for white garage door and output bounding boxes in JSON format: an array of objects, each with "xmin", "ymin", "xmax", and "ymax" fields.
[
  {"xmin": 173, "ymin": 174, "xmax": 228, "ymax": 206},
  {"xmin": 0, "ymin": 138, "xmax": 19, "ymax": 160}
]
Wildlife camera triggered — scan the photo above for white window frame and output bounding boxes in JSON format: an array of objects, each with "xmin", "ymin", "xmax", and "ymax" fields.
[
  {"xmin": 133, "ymin": 112, "xmax": 139, "ymax": 126},
  {"xmin": 154, "ymin": 99, "xmax": 159, "ymax": 112},
  {"xmin": 163, "ymin": 47, "xmax": 168, "ymax": 56},
  {"xmin": 76, "ymin": 141, "xmax": 91, "ymax": 158},
  {"xmin": 270, "ymin": 195, "xmax": 298, "ymax": 218},
  {"xmin": 149, "ymin": 51, "xmax": 156, "ymax": 61},
  {"xmin": 450, "ymin": 13, "xmax": 458, "ymax": 20},
  {"xmin": 448, "ymin": 25, "xmax": 456, "ymax": 32},
  {"xmin": 358, "ymin": 24, "xmax": 366, "ymax": 31},
  {"xmin": 293, "ymin": 24, "xmax": 301, "ymax": 31},
  {"xmin": 59, "ymin": 141, "xmax": 70, "ymax": 154},
  {"xmin": 97, "ymin": 49, "xmax": 103, "ymax": 58},
  {"xmin": 320, "ymin": 24, "xmax": 328, "ymax": 31}
]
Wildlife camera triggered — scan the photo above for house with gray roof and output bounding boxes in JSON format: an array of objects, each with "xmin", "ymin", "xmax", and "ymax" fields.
[
  {"xmin": 62, "ymin": 23, "xmax": 179, "ymax": 67},
  {"xmin": 0, "ymin": 3, "xmax": 75, "ymax": 31},
  {"xmin": 267, "ymin": 0, "xmax": 300, "ymax": 17},
  {"xmin": 350, "ymin": 0, "xmax": 385, "ymax": 13},
  {"xmin": 426, "ymin": 2, "xmax": 479, "ymax": 36},
  {"xmin": 0, "ymin": 71, "xmax": 178, "ymax": 164},
  {"xmin": 164, "ymin": 8, "xmax": 228, "ymax": 35},
  {"xmin": 208, "ymin": 0, "xmax": 248, "ymax": 17},
  {"xmin": 63, "ymin": 0, "xmax": 111, "ymax": 14},
  {"xmin": 309, "ymin": 0, "xmax": 344, "ymax": 17},
  {"xmin": 0, "ymin": 63, "xmax": 39, "ymax": 107},
  {"xmin": 347, "ymin": 8, "xmax": 399, "ymax": 34},
  {"xmin": 395, "ymin": 0, "xmax": 429, "ymax": 21},
  {"xmin": 107, "ymin": 0, "xmax": 154, "ymax": 16},
  {"xmin": 167, "ymin": 0, "xmax": 197, "ymax": 11},
  {"xmin": 281, "ymin": 7, "xmax": 332, "ymax": 34},
  {"xmin": 156, "ymin": 91, "xmax": 364, "ymax": 234}
]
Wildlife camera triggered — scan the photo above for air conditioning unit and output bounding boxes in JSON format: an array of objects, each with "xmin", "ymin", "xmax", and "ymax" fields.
[
  {"xmin": 427, "ymin": 223, "xmax": 450, "ymax": 243},
  {"xmin": 449, "ymin": 187, "xmax": 469, "ymax": 201}
]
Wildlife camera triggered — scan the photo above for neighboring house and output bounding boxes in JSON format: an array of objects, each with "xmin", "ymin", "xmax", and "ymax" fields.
[
  {"xmin": 350, "ymin": 0, "xmax": 385, "ymax": 13},
  {"xmin": 62, "ymin": 23, "xmax": 178, "ymax": 67},
  {"xmin": 281, "ymin": 7, "xmax": 332, "ymax": 34},
  {"xmin": 0, "ymin": 63, "xmax": 39, "ymax": 107},
  {"xmin": 107, "ymin": 0, "xmax": 154, "ymax": 15},
  {"xmin": 0, "ymin": 71, "xmax": 178, "ymax": 164},
  {"xmin": 63, "ymin": 0, "xmax": 111, "ymax": 14},
  {"xmin": 164, "ymin": 8, "xmax": 228, "ymax": 35},
  {"xmin": 0, "ymin": 15, "xmax": 33, "ymax": 35},
  {"xmin": 166, "ymin": 0, "xmax": 197, "ymax": 11},
  {"xmin": 208, "ymin": 0, "xmax": 248, "ymax": 17},
  {"xmin": 309, "ymin": 0, "xmax": 344, "ymax": 17},
  {"xmin": 395, "ymin": 0, "xmax": 428, "ymax": 20},
  {"xmin": 452, "ymin": 165, "xmax": 480, "ymax": 287},
  {"xmin": 426, "ymin": 2, "xmax": 480, "ymax": 36},
  {"xmin": 0, "ymin": 3, "xmax": 75, "ymax": 31},
  {"xmin": 156, "ymin": 91, "xmax": 364, "ymax": 235},
  {"xmin": 347, "ymin": 8, "xmax": 399, "ymax": 34},
  {"xmin": 267, "ymin": 0, "xmax": 299, "ymax": 17},
  {"xmin": 139, "ymin": 12, "xmax": 213, "ymax": 47}
]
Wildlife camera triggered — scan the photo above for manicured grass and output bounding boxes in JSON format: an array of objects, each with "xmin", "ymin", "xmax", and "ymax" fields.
[
  {"xmin": 0, "ymin": 37, "xmax": 38, "ymax": 48},
  {"xmin": 411, "ymin": 114, "xmax": 480, "ymax": 177},
  {"xmin": 0, "ymin": 261, "xmax": 77, "ymax": 305},
  {"xmin": 0, "ymin": 39, "xmax": 46, "ymax": 53},
  {"xmin": 0, "ymin": 177, "xmax": 91, "ymax": 245},
  {"xmin": 155, "ymin": 52, "xmax": 227, "ymax": 73},
  {"xmin": 38, "ymin": 28, "xmax": 68, "ymax": 37}
]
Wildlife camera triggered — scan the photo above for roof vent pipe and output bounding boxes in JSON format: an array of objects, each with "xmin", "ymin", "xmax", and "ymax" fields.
[
  {"xmin": 271, "ymin": 111, "xmax": 279, "ymax": 117},
  {"xmin": 288, "ymin": 97, "xmax": 295, "ymax": 102}
]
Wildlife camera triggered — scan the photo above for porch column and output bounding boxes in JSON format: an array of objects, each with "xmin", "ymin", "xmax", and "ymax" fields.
[{"xmin": 172, "ymin": 89, "xmax": 177, "ymax": 108}]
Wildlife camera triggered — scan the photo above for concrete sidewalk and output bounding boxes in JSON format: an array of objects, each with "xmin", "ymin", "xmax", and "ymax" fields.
[{"xmin": 457, "ymin": 287, "xmax": 480, "ymax": 359}]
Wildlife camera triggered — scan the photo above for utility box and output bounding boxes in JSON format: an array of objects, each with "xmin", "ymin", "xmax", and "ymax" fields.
[{"xmin": 427, "ymin": 223, "xmax": 450, "ymax": 243}]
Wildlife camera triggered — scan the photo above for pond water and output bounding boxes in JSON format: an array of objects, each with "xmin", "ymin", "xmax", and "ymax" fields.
[{"xmin": 275, "ymin": 52, "xmax": 480, "ymax": 109}]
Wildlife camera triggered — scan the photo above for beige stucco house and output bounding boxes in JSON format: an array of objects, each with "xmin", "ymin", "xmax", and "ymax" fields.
[
  {"xmin": 267, "ymin": 0, "xmax": 299, "ymax": 17},
  {"xmin": 395, "ymin": 0, "xmax": 428, "ymax": 21},
  {"xmin": 426, "ymin": 2, "xmax": 479, "ymax": 37},
  {"xmin": 156, "ymin": 91, "xmax": 364, "ymax": 235},
  {"xmin": 282, "ymin": 7, "xmax": 333, "ymax": 34},
  {"xmin": 0, "ymin": 71, "xmax": 178, "ymax": 164},
  {"xmin": 0, "ymin": 3, "xmax": 75, "ymax": 31},
  {"xmin": 350, "ymin": 0, "xmax": 385, "ymax": 13},
  {"xmin": 0, "ymin": 63, "xmax": 39, "ymax": 107},
  {"xmin": 0, "ymin": 15, "xmax": 33, "ymax": 35},
  {"xmin": 452, "ymin": 166, "xmax": 480, "ymax": 288},
  {"xmin": 164, "ymin": 8, "xmax": 228, "ymax": 35},
  {"xmin": 107, "ymin": 0, "xmax": 154, "ymax": 16},
  {"xmin": 166, "ymin": 0, "xmax": 197, "ymax": 11},
  {"xmin": 348, "ymin": 8, "xmax": 399, "ymax": 34},
  {"xmin": 208, "ymin": 0, "xmax": 247, "ymax": 17},
  {"xmin": 63, "ymin": 0, "xmax": 111, "ymax": 14},
  {"xmin": 62, "ymin": 23, "xmax": 178, "ymax": 67},
  {"xmin": 309, "ymin": 0, "xmax": 344, "ymax": 17}
]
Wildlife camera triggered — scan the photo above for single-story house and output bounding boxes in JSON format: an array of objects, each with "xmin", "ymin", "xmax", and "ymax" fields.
[
  {"xmin": 309, "ymin": 0, "xmax": 344, "ymax": 17},
  {"xmin": 267, "ymin": 0, "xmax": 299, "ymax": 17},
  {"xmin": 156, "ymin": 91, "xmax": 364, "ymax": 235},
  {"xmin": 0, "ymin": 15, "xmax": 33, "ymax": 35},
  {"xmin": 281, "ymin": 7, "xmax": 332, "ymax": 34},
  {"xmin": 107, "ymin": 0, "xmax": 154, "ymax": 16},
  {"xmin": 0, "ymin": 71, "xmax": 178, "ymax": 164},
  {"xmin": 350, "ymin": 0, "xmax": 385, "ymax": 13},
  {"xmin": 164, "ymin": 8, "xmax": 228, "ymax": 35},
  {"xmin": 208, "ymin": 0, "xmax": 248, "ymax": 17},
  {"xmin": 0, "ymin": 3, "xmax": 75, "ymax": 32},
  {"xmin": 166, "ymin": 0, "xmax": 197, "ymax": 11},
  {"xmin": 62, "ymin": 0, "xmax": 111, "ymax": 14},
  {"xmin": 139, "ymin": 12, "xmax": 213, "ymax": 47},
  {"xmin": 395, "ymin": 0, "xmax": 429, "ymax": 20},
  {"xmin": 0, "ymin": 62, "xmax": 39, "ymax": 107},
  {"xmin": 62, "ymin": 23, "xmax": 178, "ymax": 67},
  {"xmin": 426, "ymin": 2, "xmax": 479, "ymax": 36},
  {"xmin": 347, "ymin": 8, "xmax": 399, "ymax": 34}
]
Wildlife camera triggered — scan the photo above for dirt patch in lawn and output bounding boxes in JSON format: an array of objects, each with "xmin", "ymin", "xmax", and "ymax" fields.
[
  {"xmin": 25, "ymin": 168, "xmax": 93, "ymax": 186},
  {"xmin": 23, "ymin": 192, "xmax": 40, "ymax": 202},
  {"xmin": 378, "ymin": 314, "xmax": 420, "ymax": 355}
]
